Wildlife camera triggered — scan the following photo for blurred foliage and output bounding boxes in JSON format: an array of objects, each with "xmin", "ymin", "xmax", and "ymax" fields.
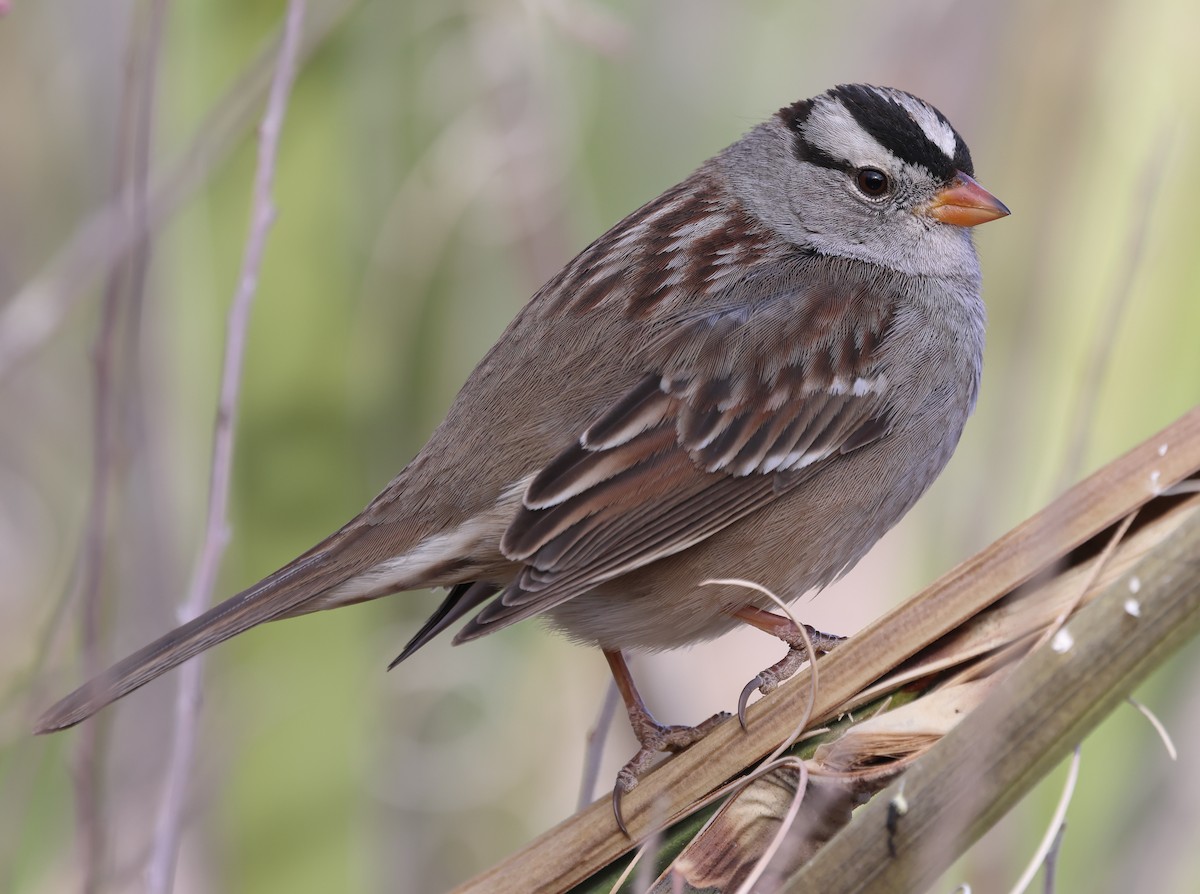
[{"xmin": 1, "ymin": 0, "xmax": 1198, "ymax": 892}]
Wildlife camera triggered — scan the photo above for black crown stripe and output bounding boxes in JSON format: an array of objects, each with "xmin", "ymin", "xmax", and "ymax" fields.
[
  {"xmin": 830, "ymin": 85, "xmax": 973, "ymax": 180},
  {"xmin": 779, "ymin": 86, "xmax": 974, "ymax": 181}
]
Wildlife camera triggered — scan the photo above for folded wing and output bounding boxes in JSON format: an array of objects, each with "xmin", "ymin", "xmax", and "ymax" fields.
[{"xmin": 455, "ymin": 265, "xmax": 899, "ymax": 640}]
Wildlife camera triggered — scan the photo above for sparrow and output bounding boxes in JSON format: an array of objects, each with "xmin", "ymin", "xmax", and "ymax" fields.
[{"xmin": 37, "ymin": 85, "xmax": 1008, "ymax": 820}]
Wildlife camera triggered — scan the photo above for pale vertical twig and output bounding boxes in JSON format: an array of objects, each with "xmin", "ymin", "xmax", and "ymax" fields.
[
  {"xmin": 74, "ymin": 2, "xmax": 171, "ymax": 890},
  {"xmin": 17, "ymin": 7, "xmax": 357, "ymax": 769},
  {"xmin": 1042, "ymin": 822, "xmax": 1066, "ymax": 894},
  {"xmin": 0, "ymin": 0, "xmax": 356, "ymax": 383},
  {"xmin": 1006, "ymin": 746, "xmax": 1080, "ymax": 894},
  {"xmin": 576, "ymin": 680, "xmax": 620, "ymax": 811},
  {"xmin": 143, "ymin": 3, "xmax": 306, "ymax": 892}
]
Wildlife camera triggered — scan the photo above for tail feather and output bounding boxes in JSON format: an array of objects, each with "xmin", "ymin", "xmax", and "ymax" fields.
[
  {"xmin": 387, "ymin": 580, "xmax": 498, "ymax": 670},
  {"xmin": 35, "ymin": 550, "xmax": 350, "ymax": 734}
]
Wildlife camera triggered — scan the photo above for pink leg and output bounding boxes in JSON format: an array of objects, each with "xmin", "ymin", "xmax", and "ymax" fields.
[{"xmin": 604, "ymin": 649, "xmax": 728, "ymax": 835}]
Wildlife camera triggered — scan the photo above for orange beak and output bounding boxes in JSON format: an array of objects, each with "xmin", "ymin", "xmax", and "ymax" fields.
[{"xmin": 925, "ymin": 171, "xmax": 1010, "ymax": 227}]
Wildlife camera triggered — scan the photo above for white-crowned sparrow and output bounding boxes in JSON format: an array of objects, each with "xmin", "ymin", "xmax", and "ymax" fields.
[{"xmin": 37, "ymin": 85, "xmax": 1008, "ymax": 808}]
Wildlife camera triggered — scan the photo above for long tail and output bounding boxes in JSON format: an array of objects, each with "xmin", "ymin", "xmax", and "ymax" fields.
[{"xmin": 35, "ymin": 544, "xmax": 358, "ymax": 733}]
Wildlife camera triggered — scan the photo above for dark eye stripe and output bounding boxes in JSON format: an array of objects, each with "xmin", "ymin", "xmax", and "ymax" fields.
[{"xmin": 778, "ymin": 98, "xmax": 853, "ymax": 174}]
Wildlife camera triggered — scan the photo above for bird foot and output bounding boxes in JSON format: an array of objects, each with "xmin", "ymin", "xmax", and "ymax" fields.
[
  {"xmin": 612, "ymin": 710, "xmax": 729, "ymax": 835},
  {"xmin": 737, "ymin": 623, "xmax": 845, "ymax": 730}
]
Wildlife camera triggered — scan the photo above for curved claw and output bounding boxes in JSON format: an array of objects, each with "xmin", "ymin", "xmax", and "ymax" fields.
[
  {"xmin": 612, "ymin": 763, "xmax": 643, "ymax": 837},
  {"xmin": 731, "ymin": 613, "xmax": 847, "ymax": 736},
  {"xmin": 738, "ymin": 675, "xmax": 764, "ymax": 731},
  {"xmin": 612, "ymin": 783, "xmax": 630, "ymax": 837}
]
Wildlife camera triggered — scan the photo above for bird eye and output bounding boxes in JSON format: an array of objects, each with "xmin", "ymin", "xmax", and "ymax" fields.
[{"xmin": 855, "ymin": 167, "xmax": 891, "ymax": 198}]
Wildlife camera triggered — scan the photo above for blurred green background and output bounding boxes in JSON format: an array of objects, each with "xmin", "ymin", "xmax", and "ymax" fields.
[{"xmin": 2, "ymin": 0, "xmax": 1199, "ymax": 891}]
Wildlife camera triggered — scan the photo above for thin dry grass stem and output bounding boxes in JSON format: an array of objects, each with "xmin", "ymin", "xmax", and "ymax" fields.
[
  {"xmin": 650, "ymin": 756, "xmax": 810, "ymax": 892},
  {"xmin": 604, "ymin": 842, "xmax": 644, "ymax": 894},
  {"xmin": 143, "ymin": 4, "xmax": 306, "ymax": 892},
  {"xmin": 1056, "ymin": 122, "xmax": 1174, "ymax": 493},
  {"xmin": 1127, "ymin": 698, "xmax": 1178, "ymax": 761},
  {"xmin": 730, "ymin": 760, "xmax": 809, "ymax": 894},
  {"xmin": 632, "ymin": 816, "xmax": 662, "ymax": 894},
  {"xmin": 1027, "ymin": 510, "xmax": 1138, "ymax": 658},
  {"xmin": 700, "ymin": 578, "xmax": 819, "ymax": 758},
  {"xmin": 847, "ymin": 654, "xmax": 971, "ymax": 713},
  {"xmin": 1007, "ymin": 746, "xmax": 1081, "ymax": 894},
  {"xmin": 607, "ymin": 794, "xmax": 673, "ymax": 894},
  {"xmin": 609, "ymin": 747, "xmax": 823, "ymax": 893},
  {"xmin": 0, "ymin": 0, "xmax": 356, "ymax": 383},
  {"xmin": 866, "ymin": 695, "xmax": 892, "ymax": 719},
  {"xmin": 1164, "ymin": 480, "xmax": 1200, "ymax": 495},
  {"xmin": 578, "ymin": 680, "xmax": 620, "ymax": 812},
  {"xmin": 850, "ymin": 500, "xmax": 1166, "ymax": 719},
  {"xmin": 358, "ymin": 109, "xmax": 500, "ymax": 306}
]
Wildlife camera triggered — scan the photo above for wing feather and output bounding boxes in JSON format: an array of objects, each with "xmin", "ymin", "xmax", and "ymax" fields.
[{"xmin": 455, "ymin": 262, "xmax": 902, "ymax": 641}]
